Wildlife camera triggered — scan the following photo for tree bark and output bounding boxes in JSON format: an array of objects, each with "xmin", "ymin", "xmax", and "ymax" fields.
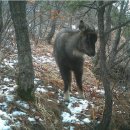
[
  {"xmin": 46, "ymin": 18, "xmax": 57, "ymax": 44},
  {"xmin": 108, "ymin": 1, "xmax": 128, "ymax": 67},
  {"xmin": 46, "ymin": 1, "xmax": 60, "ymax": 44},
  {"xmin": 39, "ymin": 4, "xmax": 43, "ymax": 38},
  {"xmin": 105, "ymin": 4, "xmax": 112, "ymax": 43},
  {"xmin": 32, "ymin": 3, "xmax": 36, "ymax": 41},
  {"xmin": 0, "ymin": 1, "xmax": 3, "ymax": 45},
  {"xmin": 9, "ymin": 1, "xmax": 35, "ymax": 101},
  {"xmin": 95, "ymin": 1, "xmax": 112, "ymax": 130}
]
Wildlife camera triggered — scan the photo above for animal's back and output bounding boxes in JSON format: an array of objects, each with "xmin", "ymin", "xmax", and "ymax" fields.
[
  {"xmin": 54, "ymin": 28, "xmax": 83, "ymax": 69},
  {"xmin": 54, "ymin": 28, "xmax": 79, "ymax": 58}
]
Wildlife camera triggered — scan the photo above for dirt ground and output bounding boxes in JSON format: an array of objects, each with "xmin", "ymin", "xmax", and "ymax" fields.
[{"xmin": 0, "ymin": 42, "xmax": 130, "ymax": 130}]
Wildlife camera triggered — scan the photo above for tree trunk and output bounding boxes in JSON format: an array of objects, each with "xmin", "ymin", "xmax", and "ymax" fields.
[
  {"xmin": 95, "ymin": 1, "xmax": 112, "ymax": 130},
  {"xmin": 0, "ymin": 1, "xmax": 3, "ymax": 45},
  {"xmin": 108, "ymin": 1, "xmax": 127, "ymax": 67},
  {"xmin": 9, "ymin": 1, "xmax": 35, "ymax": 101},
  {"xmin": 32, "ymin": 4, "xmax": 36, "ymax": 41},
  {"xmin": 46, "ymin": 1, "xmax": 60, "ymax": 44},
  {"xmin": 46, "ymin": 18, "xmax": 57, "ymax": 44},
  {"xmin": 105, "ymin": 4, "xmax": 112, "ymax": 43},
  {"xmin": 39, "ymin": 4, "xmax": 43, "ymax": 38}
]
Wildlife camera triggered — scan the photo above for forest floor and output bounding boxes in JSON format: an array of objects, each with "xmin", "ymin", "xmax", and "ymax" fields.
[{"xmin": 0, "ymin": 43, "xmax": 130, "ymax": 130}]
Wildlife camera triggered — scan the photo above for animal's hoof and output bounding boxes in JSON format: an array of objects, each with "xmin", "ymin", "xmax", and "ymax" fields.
[
  {"xmin": 64, "ymin": 99, "xmax": 70, "ymax": 103},
  {"xmin": 64, "ymin": 92, "xmax": 70, "ymax": 102}
]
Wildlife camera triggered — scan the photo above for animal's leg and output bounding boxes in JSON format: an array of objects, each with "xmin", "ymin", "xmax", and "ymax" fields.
[
  {"xmin": 60, "ymin": 67, "xmax": 72, "ymax": 101},
  {"xmin": 74, "ymin": 68, "xmax": 84, "ymax": 98}
]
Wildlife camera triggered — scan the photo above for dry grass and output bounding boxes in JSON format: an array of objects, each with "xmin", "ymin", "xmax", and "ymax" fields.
[
  {"xmin": 32, "ymin": 42, "xmax": 130, "ymax": 130},
  {"xmin": 1, "ymin": 41, "xmax": 130, "ymax": 130},
  {"xmin": 35, "ymin": 93, "xmax": 63, "ymax": 130}
]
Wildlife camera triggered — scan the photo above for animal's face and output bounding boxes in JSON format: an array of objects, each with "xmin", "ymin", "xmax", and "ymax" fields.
[
  {"xmin": 80, "ymin": 31, "xmax": 97, "ymax": 57},
  {"xmin": 78, "ymin": 20, "xmax": 97, "ymax": 57}
]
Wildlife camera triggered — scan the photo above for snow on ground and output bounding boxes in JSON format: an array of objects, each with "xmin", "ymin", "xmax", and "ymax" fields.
[
  {"xmin": 61, "ymin": 96, "xmax": 91, "ymax": 124},
  {"xmin": 3, "ymin": 58, "xmax": 18, "ymax": 69},
  {"xmin": 0, "ymin": 54, "xmax": 55, "ymax": 128},
  {"xmin": 33, "ymin": 55, "xmax": 55, "ymax": 64},
  {"xmin": 0, "ymin": 55, "xmax": 56, "ymax": 129},
  {"xmin": 0, "ymin": 78, "xmax": 43, "ymax": 129},
  {"xmin": 0, "ymin": 53, "xmax": 104, "ymax": 129},
  {"xmin": 1, "ymin": 54, "xmax": 55, "ymax": 69},
  {"xmin": 0, "ymin": 78, "xmax": 94, "ymax": 129}
]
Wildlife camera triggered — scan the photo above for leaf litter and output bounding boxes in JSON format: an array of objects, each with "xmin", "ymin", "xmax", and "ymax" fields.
[
  {"xmin": 0, "ymin": 45, "xmax": 129, "ymax": 130},
  {"xmin": 0, "ymin": 44, "xmax": 107, "ymax": 130}
]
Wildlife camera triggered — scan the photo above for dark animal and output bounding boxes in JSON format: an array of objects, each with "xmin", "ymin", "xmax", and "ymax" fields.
[{"xmin": 54, "ymin": 20, "xmax": 97, "ymax": 101}]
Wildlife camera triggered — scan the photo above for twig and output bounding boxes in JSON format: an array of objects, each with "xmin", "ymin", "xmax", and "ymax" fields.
[
  {"xmin": 105, "ymin": 20, "xmax": 130, "ymax": 34},
  {"xmin": 99, "ymin": 1, "xmax": 118, "ymax": 9}
]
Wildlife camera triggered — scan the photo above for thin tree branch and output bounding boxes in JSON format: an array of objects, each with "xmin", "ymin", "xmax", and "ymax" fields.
[
  {"xmin": 117, "ymin": 37, "xmax": 130, "ymax": 54},
  {"xmin": 78, "ymin": 1, "xmax": 97, "ymax": 10},
  {"xmin": 100, "ymin": 1, "xmax": 118, "ymax": 9},
  {"xmin": 113, "ymin": 55, "xmax": 130, "ymax": 68},
  {"xmin": 84, "ymin": 1, "xmax": 97, "ymax": 13},
  {"xmin": 105, "ymin": 19, "xmax": 130, "ymax": 34}
]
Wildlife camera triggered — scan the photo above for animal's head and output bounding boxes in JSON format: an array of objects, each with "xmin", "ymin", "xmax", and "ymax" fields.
[{"xmin": 79, "ymin": 20, "xmax": 97, "ymax": 57}]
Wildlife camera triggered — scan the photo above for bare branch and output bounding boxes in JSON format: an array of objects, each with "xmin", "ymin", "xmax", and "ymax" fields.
[
  {"xmin": 113, "ymin": 55, "xmax": 130, "ymax": 68},
  {"xmin": 78, "ymin": 1, "xmax": 97, "ymax": 10},
  {"xmin": 100, "ymin": 1, "xmax": 118, "ymax": 8},
  {"xmin": 105, "ymin": 20, "xmax": 130, "ymax": 34},
  {"xmin": 117, "ymin": 37, "xmax": 130, "ymax": 54},
  {"xmin": 84, "ymin": 1, "xmax": 97, "ymax": 14}
]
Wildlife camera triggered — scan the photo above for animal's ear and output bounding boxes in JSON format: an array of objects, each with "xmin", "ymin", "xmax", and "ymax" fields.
[{"xmin": 79, "ymin": 20, "xmax": 86, "ymax": 31}]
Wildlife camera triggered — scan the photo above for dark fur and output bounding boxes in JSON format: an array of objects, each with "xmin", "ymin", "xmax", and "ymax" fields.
[{"xmin": 54, "ymin": 21, "xmax": 97, "ymax": 100}]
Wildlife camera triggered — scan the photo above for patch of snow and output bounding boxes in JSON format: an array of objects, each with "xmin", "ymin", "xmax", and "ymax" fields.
[
  {"xmin": 64, "ymin": 127, "xmax": 68, "ymax": 130},
  {"xmin": 61, "ymin": 112, "xmax": 70, "ymax": 122},
  {"xmin": 13, "ymin": 85, "xmax": 18, "ymax": 89},
  {"xmin": 96, "ymin": 89, "xmax": 105, "ymax": 95},
  {"xmin": 0, "ymin": 110, "xmax": 10, "ymax": 120},
  {"xmin": 64, "ymin": 126, "xmax": 75, "ymax": 130},
  {"xmin": 13, "ymin": 121, "xmax": 21, "ymax": 128},
  {"xmin": 1, "ymin": 86, "xmax": 15, "ymax": 95},
  {"xmin": 117, "ymin": 111, "xmax": 122, "ymax": 114},
  {"xmin": 72, "ymin": 25, "xmax": 77, "ymax": 30},
  {"xmin": 2, "ymin": 126, "xmax": 11, "ymax": 130},
  {"xmin": 34, "ymin": 80, "xmax": 37, "ymax": 84},
  {"xmin": 61, "ymin": 112, "xmax": 79, "ymax": 123},
  {"xmin": 70, "ymin": 126, "xmax": 75, "ymax": 130},
  {"xmin": 36, "ymin": 87, "xmax": 48, "ymax": 93},
  {"xmin": 0, "ymin": 64, "xmax": 5, "ymax": 68},
  {"xmin": 34, "ymin": 78, "xmax": 41, "ymax": 84},
  {"xmin": 34, "ymin": 78, "xmax": 40, "ymax": 81},
  {"xmin": 3, "ymin": 78, "xmax": 11, "ymax": 82},
  {"xmin": 0, "ymin": 118, "xmax": 10, "ymax": 130},
  {"xmin": 48, "ymin": 99, "xmax": 53, "ymax": 102},
  {"xmin": 6, "ymin": 95, "xmax": 14, "ymax": 102},
  {"xmin": 8, "ymin": 28, "xmax": 13, "ymax": 32},
  {"xmin": 61, "ymin": 96, "xmax": 91, "ymax": 125},
  {"xmin": 47, "ymin": 85, "xmax": 53, "ymax": 88},
  {"xmin": 68, "ymin": 97, "xmax": 89, "ymax": 114},
  {"xmin": 28, "ymin": 117, "xmax": 35, "ymax": 122},
  {"xmin": 83, "ymin": 118, "xmax": 91, "ymax": 123},
  {"xmin": 0, "ymin": 102, "xmax": 8, "ymax": 111},
  {"xmin": 16, "ymin": 100, "xmax": 30, "ymax": 109},
  {"xmin": 3, "ymin": 59, "xmax": 17, "ymax": 68},
  {"xmin": 33, "ymin": 55, "xmax": 55, "ymax": 64},
  {"xmin": 11, "ymin": 111, "xmax": 26, "ymax": 116},
  {"xmin": 32, "ymin": 109, "xmax": 36, "ymax": 112}
]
